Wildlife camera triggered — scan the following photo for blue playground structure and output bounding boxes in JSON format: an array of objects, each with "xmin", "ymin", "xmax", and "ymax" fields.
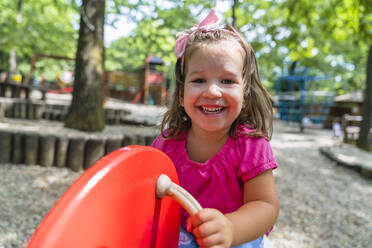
[{"xmin": 274, "ymin": 68, "xmax": 334, "ymax": 129}]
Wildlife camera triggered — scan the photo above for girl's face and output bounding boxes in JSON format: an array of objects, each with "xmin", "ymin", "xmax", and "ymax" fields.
[{"xmin": 181, "ymin": 40, "xmax": 245, "ymax": 136}]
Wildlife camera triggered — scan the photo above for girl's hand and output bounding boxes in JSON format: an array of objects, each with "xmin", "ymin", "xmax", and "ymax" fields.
[{"xmin": 186, "ymin": 208, "xmax": 233, "ymax": 248}]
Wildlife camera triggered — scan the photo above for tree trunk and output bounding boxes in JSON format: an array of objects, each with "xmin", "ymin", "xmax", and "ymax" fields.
[
  {"xmin": 232, "ymin": 0, "xmax": 238, "ymax": 28},
  {"xmin": 65, "ymin": 0, "xmax": 105, "ymax": 132},
  {"xmin": 356, "ymin": 45, "xmax": 372, "ymax": 151},
  {"xmin": 289, "ymin": 60, "xmax": 298, "ymax": 75},
  {"xmin": 8, "ymin": 0, "xmax": 23, "ymax": 81},
  {"xmin": 8, "ymin": 49, "xmax": 17, "ymax": 80}
]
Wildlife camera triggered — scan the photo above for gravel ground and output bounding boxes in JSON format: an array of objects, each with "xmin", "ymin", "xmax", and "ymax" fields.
[
  {"xmin": 269, "ymin": 121, "xmax": 372, "ymax": 248},
  {"xmin": 0, "ymin": 165, "xmax": 81, "ymax": 248},
  {"xmin": 0, "ymin": 120, "xmax": 372, "ymax": 247}
]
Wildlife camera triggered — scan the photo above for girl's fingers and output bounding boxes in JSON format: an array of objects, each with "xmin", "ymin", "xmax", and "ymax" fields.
[
  {"xmin": 191, "ymin": 208, "xmax": 221, "ymax": 227},
  {"xmin": 193, "ymin": 219, "xmax": 220, "ymax": 238},
  {"xmin": 188, "ymin": 208, "xmax": 233, "ymax": 247},
  {"xmin": 196, "ymin": 232, "xmax": 224, "ymax": 248}
]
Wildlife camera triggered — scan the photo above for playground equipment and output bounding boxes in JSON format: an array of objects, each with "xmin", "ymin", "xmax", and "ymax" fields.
[
  {"xmin": 105, "ymin": 70, "xmax": 142, "ymax": 102},
  {"xmin": 0, "ymin": 81, "xmax": 30, "ymax": 99},
  {"xmin": 50, "ymin": 71, "xmax": 74, "ymax": 93},
  {"xmin": 106, "ymin": 55, "xmax": 167, "ymax": 105},
  {"xmin": 11, "ymin": 53, "xmax": 167, "ymax": 105},
  {"xmin": 274, "ymin": 67, "xmax": 334, "ymax": 130},
  {"xmin": 27, "ymin": 146, "xmax": 202, "ymax": 248},
  {"xmin": 23, "ymin": 54, "xmax": 75, "ymax": 86},
  {"xmin": 143, "ymin": 55, "xmax": 167, "ymax": 105},
  {"xmin": 0, "ymin": 71, "xmax": 29, "ymax": 100}
]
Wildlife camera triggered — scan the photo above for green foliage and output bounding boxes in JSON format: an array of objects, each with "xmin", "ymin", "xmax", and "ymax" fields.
[
  {"xmin": 1, "ymin": 0, "xmax": 369, "ymax": 95},
  {"xmin": 224, "ymin": 0, "xmax": 370, "ymax": 95},
  {"xmin": 106, "ymin": 20, "xmax": 176, "ymax": 73},
  {"xmin": 0, "ymin": 0, "xmax": 78, "ymax": 80},
  {"xmin": 105, "ymin": 1, "xmax": 203, "ymax": 92}
]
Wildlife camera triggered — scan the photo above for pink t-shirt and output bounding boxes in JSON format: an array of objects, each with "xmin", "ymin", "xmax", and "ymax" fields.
[{"xmin": 152, "ymin": 126, "xmax": 278, "ymax": 225}]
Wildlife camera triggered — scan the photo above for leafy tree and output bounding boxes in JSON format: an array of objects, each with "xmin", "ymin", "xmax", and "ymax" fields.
[
  {"xmin": 352, "ymin": 0, "xmax": 372, "ymax": 151},
  {"xmin": 358, "ymin": 47, "xmax": 372, "ymax": 150},
  {"xmin": 105, "ymin": 2, "xmax": 203, "ymax": 91},
  {"xmin": 0, "ymin": 0, "xmax": 78, "ymax": 79},
  {"xmin": 314, "ymin": 0, "xmax": 372, "ymax": 150},
  {"xmin": 1, "ymin": 0, "xmax": 369, "ymax": 137},
  {"xmin": 224, "ymin": 0, "xmax": 368, "ymax": 95}
]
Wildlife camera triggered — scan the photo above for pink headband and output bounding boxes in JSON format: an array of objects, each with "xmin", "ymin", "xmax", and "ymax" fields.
[{"xmin": 174, "ymin": 9, "xmax": 221, "ymax": 73}]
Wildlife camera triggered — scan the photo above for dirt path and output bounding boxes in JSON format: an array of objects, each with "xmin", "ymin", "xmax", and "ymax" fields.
[{"xmin": 270, "ymin": 121, "xmax": 372, "ymax": 247}]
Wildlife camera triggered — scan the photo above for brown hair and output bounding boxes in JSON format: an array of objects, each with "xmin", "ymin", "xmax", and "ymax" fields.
[{"xmin": 160, "ymin": 25, "xmax": 273, "ymax": 140}]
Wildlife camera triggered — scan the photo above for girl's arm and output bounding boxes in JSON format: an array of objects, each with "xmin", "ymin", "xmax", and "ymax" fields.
[
  {"xmin": 227, "ymin": 169, "xmax": 280, "ymax": 245},
  {"xmin": 187, "ymin": 169, "xmax": 279, "ymax": 247}
]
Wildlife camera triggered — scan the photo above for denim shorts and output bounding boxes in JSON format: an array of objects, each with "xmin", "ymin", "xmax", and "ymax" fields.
[{"xmin": 178, "ymin": 225, "xmax": 265, "ymax": 248}]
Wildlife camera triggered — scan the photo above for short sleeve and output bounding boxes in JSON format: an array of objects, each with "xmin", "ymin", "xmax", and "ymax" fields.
[
  {"xmin": 152, "ymin": 134, "xmax": 164, "ymax": 150},
  {"xmin": 237, "ymin": 136, "xmax": 278, "ymax": 182}
]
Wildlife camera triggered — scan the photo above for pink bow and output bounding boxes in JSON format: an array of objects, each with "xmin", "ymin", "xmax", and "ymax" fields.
[{"xmin": 174, "ymin": 9, "xmax": 220, "ymax": 59}]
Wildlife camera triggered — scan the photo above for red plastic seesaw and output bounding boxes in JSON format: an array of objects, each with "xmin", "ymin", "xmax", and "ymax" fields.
[{"xmin": 27, "ymin": 145, "xmax": 202, "ymax": 248}]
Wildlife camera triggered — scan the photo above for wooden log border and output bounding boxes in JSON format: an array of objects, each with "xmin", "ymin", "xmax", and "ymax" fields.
[
  {"xmin": 0, "ymin": 98, "xmax": 136, "ymax": 125},
  {"xmin": 0, "ymin": 129, "xmax": 157, "ymax": 171}
]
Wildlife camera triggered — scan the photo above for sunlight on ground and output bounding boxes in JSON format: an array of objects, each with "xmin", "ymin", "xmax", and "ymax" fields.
[
  {"xmin": 0, "ymin": 233, "xmax": 17, "ymax": 245},
  {"xmin": 270, "ymin": 228, "xmax": 314, "ymax": 248}
]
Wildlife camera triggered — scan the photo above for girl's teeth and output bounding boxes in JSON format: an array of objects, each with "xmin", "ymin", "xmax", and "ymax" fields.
[{"xmin": 201, "ymin": 107, "xmax": 223, "ymax": 113}]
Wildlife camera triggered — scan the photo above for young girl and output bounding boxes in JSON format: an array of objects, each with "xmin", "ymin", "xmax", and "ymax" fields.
[{"xmin": 152, "ymin": 9, "xmax": 279, "ymax": 248}]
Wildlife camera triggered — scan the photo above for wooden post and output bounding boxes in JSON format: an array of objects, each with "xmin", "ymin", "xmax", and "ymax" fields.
[
  {"xmin": 0, "ymin": 130, "xmax": 12, "ymax": 163},
  {"xmin": 143, "ymin": 63, "xmax": 150, "ymax": 104},
  {"xmin": 24, "ymin": 132, "xmax": 39, "ymax": 165},
  {"xmin": 85, "ymin": 136, "xmax": 105, "ymax": 170},
  {"xmin": 68, "ymin": 137, "xmax": 86, "ymax": 171},
  {"xmin": 55, "ymin": 136, "xmax": 69, "ymax": 168}
]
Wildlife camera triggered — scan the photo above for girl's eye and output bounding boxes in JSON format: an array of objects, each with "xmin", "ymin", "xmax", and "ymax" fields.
[
  {"xmin": 191, "ymin": 78, "xmax": 205, "ymax": 84},
  {"xmin": 221, "ymin": 79, "xmax": 234, "ymax": 84}
]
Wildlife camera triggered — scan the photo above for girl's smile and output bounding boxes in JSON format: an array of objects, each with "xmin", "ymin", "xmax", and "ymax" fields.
[
  {"xmin": 181, "ymin": 40, "xmax": 245, "ymax": 136},
  {"xmin": 199, "ymin": 105, "xmax": 225, "ymax": 114}
]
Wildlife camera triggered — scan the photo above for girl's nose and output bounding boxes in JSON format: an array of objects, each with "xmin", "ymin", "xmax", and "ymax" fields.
[{"xmin": 203, "ymin": 83, "xmax": 222, "ymax": 98}]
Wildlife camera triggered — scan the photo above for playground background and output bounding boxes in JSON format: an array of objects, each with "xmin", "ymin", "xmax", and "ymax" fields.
[
  {"xmin": 1, "ymin": 0, "xmax": 370, "ymax": 147},
  {"xmin": 0, "ymin": 1, "xmax": 371, "ymax": 247}
]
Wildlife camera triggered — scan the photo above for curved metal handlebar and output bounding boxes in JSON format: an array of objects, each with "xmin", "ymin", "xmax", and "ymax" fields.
[{"xmin": 155, "ymin": 174, "xmax": 202, "ymax": 215}]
